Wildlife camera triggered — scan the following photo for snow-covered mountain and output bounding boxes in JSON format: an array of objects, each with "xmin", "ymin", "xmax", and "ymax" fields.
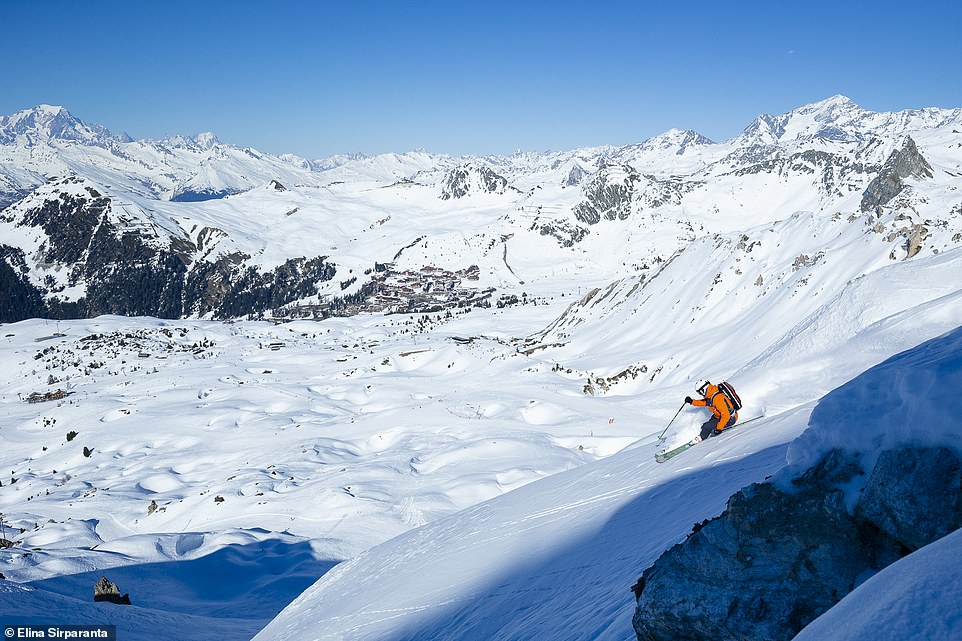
[
  {"xmin": 1, "ymin": 96, "xmax": 962, "ymax": 640},
  {"xmin": 0, "ymin": 104, "xmax": 131, "ymax": 147},
  {"xmin": 0, "ymin": 104, "xmax": 331, "ymax": 205},
  {"xmin": 3, "ymin": 96, "xmax": 962, "ymax": 325},
  {"xmin": 735, "ymin": 94, "xmax": 962, "ymax": 147}
]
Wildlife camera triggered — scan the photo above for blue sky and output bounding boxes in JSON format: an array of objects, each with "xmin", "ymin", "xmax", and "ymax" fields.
[{"xmin": 3, "ymin": 0, "xmax": 960, "ymax": 157}]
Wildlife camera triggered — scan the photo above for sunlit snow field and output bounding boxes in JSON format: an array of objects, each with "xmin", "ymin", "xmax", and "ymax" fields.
[
  {"xmin": 2, "ymin": 237, "xmax": 962, "ymax": 639},
  {"xmin": 2, "ymin": 97, "xmax": 962, "ymax": 639}
]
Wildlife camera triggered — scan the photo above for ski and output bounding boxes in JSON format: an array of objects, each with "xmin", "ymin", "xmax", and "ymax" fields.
[
  {"xmin": 654, "ymin": 415, "xmax": 765, "ymax": 463},
  {"xmin": 655, "ymin": 439, "xmax": 698, "ymax": 463}
]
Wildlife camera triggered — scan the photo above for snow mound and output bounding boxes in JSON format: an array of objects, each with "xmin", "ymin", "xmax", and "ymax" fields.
[{"xmin": 785, "ymin": 325, "xmax": 962, "ymax": 476}]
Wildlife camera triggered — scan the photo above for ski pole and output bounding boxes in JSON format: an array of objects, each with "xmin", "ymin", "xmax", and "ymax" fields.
[
  {"xmin": 658, "ymin": 403, "xmax": 687, "ymax": 441},
  {"xmin": 735, "ymin": 414, "xmax": 765, "ymax": 427}
]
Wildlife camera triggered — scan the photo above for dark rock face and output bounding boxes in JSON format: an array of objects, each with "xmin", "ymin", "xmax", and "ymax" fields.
[
  {"xmin": 573, "ymin": 164, "xmax": 639, "ymax": 225},
  {"xmin": 856, "ymin": 447, "xmax": 962, "ymax": 551},
  {"xmin": 203, "ymin": 256, "xmax": 336, "ymax": 320},
  {"xmin": 440, "ymin": 163, "xmax": 508, "ymax": 200},
  {"xmin": 0, "ymin": 179, "xmax": 338, "ymax": 322},
  {"xmin": 860, "ymin": 136, "xmax": 933, "ymax": 212},
  {"xmin": 564, "ymin": 164, "xmax": 588, "ymax": 187},
  {"xmin": 22, "ymin": 186, "xmax": 106, "ymax": 264},
  {"xmin": 632, "ymin": 446, "xmax": 962, "ymax": 641},
  {"xmin": 536, "ymin": 220, "xmax": 590, "ymax": 247},
  {"xmin": 0, "ymin": 246, "xmax": 46, "ymax": 320},
  {"xmin": 94, "ymin": 576, "xmax": 131, "ymax": 605}
]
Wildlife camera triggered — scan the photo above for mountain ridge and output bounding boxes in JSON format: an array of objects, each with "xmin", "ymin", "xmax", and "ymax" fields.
[
  {"xmin": 1, "ymin": 95, "xmax": 961, "ymax": 641},
  {"xmin": 6, "ymin": 95, "xmax": 961, "ymax": 164},
  {"xmin": 2, "ymin": 95, "xmax": 960, "ymax": 323}
]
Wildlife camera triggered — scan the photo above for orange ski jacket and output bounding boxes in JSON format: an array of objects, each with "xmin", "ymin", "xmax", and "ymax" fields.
[{"xmin": 691, "ymin": 383, "xmax": 738, "ymax": 431}]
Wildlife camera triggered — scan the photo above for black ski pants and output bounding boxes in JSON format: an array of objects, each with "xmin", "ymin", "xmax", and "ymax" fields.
[{"xmin": 699, "ymin": 415, "xmax": 737, "ymax": 440}]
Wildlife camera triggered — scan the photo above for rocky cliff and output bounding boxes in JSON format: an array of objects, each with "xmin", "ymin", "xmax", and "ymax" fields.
[
  {"xmin": 860, "ymin": 136, "xmax": 934, "ymax": 212},
  {"xmin": 573, "ymin": 164, "xmax": 639, "ymax": 224},
  {"xmin": 632, "ymin": 446, "xmax": 962, "ymax": 641},
  {"xmin": 0, "ymin": 177, "xmax": 337, "ymax": 321},
  {"xmin": 440, "ymin": 162, "xmax": 509, "ymax": 199}
]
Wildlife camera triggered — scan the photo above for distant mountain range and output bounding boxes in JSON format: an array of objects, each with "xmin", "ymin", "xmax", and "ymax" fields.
[
  {"xmin": 1, "ymin": 96, "xmax": 960, "ymax": 323},
  {"xmin": 2, "ymin": 98, "xmax": 962, "ymax": 641}
]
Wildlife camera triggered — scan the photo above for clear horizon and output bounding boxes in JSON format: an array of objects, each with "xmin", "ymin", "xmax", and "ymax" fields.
[{"xmin": 3, "ymin": 0, "xmax": 961, "ymax": 158}]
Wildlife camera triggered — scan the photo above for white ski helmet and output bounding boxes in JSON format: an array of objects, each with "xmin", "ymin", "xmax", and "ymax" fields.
[{"xmin": 695, "ymin": 379, "xmax": 710, "ymax": 396}]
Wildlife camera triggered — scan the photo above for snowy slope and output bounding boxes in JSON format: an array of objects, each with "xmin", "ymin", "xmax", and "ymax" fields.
[
  {"xmin": 1, "ymin": 95, "xmax": 962, "ymax": 640},
  {"xmin": 254, "ymin": 299, "xmax": 962, "ymax": 641},
  {"xmin": 3, "ymin": 96, "xmax": 961, "ymax": 322},
  {"xmin": 251, "ymin": 408, "xmax": 811, "ymax": 641},
  {"xmin": 0, "ymin": 105, "xmax": 330, "ymax": 201},
  {"xmin": 0, "ymin": 531, "xmax": 335, "ymax": 641},
  {"xmin": 4, "ymin": 239, "xmax": 960, "ymax": 640}
]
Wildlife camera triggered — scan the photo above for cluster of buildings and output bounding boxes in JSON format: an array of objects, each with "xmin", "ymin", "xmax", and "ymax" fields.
[{"xmin": 275, "ymin": 264, "xmax": 493, "ymax": 320}]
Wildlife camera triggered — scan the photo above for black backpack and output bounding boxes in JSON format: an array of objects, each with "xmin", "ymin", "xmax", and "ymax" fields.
[{"xmin": 715, "ymin": 381, "xmax": 743, "ymax": 412}]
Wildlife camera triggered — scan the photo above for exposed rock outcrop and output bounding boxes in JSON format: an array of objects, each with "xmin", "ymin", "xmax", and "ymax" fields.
[
  {"xmin": 440, "ymin": 163, "xmax": 508, "ymax": 200},
  {"xmin": 535, "ymin": 219, "xmax": 590, "ymax": 247},
  {"xmin": 860, "ymin": 136, "xmax": 933, "ymax": 212},
  {"xmin": 94, "ymin": 576, "xmax": 132, "ymax": 605},
  {"xmin": 564, "ymin": 164, "xmax": 588, "ymax": 187},
  {"xmin": 632, "ymin": 446, "xmax": 962, "ymax": 641},
  {"xmin": 573, "ymin": 164, "xmax": 639, "ymax": 224},
  {"xmin": 0, "ymin": 178, "xmax": 337, "ymax": 322},
  {"xmin": 856, "ymin": 447, "xmax": 962, "ymax": 551}
]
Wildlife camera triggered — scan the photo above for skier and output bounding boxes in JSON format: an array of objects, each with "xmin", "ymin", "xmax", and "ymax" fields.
[{"xmin": 685, "ymin": 379, "xmax": 738, "ymax": 442}]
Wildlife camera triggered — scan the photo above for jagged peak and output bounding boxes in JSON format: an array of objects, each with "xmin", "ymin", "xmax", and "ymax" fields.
[
  {"xmin": 618, "ymin": 129, "xmax": 715, "ymax": 154},
  {"xmin": 890, "ymin": 134, "xmax": 933, "ymax": 177},
  {"xmin": 8, "ymin": 104, "xmax": 72, "ymax": 120},
  {"xmin": 737, "ymin": 95, "xmax": 866, "ymax": 144},
  {"xmin": 802, "ymin": 94, "xmax": 859, "ymax": 111},
  {"xmin": 794, "ymin": 95, "xmax": 865, "ymax": 124},
  {"xmin": 900, "ymin": 133, "xmax": 921, "ymax": 150},
  {"xmin": 654, "ymin": 128, "xmax": 714, "ymax": 148},
  {"xmin": 734, "ymin": 95, "xmax": 960, "ymax": 147},
  {"xmin": 193, "ymin": 131, "xmax": 219, "ymax": 148},
  {"xmin": 156, "ymin": 131, "xmax": 223, "ymax": 151},
  {"xmin": 665, "ymin": 127, "xmax": 709, "ymax": 139},
  {"xmin": 4, "ymin": 104, "xmax": 78, "ymax": 130},
  {"xmin": 1, "ymin": 104, "xmax": 128, "ymax": 145}
]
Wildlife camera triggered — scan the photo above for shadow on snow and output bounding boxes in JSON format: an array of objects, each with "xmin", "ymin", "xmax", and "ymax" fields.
[
  {"xmin": 21, "ymin": 537, "xmax": 337, "ymax": 640},
  {"xmin": 382, "ymin": 443, "xmax": 791, "ymax": 641}
]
